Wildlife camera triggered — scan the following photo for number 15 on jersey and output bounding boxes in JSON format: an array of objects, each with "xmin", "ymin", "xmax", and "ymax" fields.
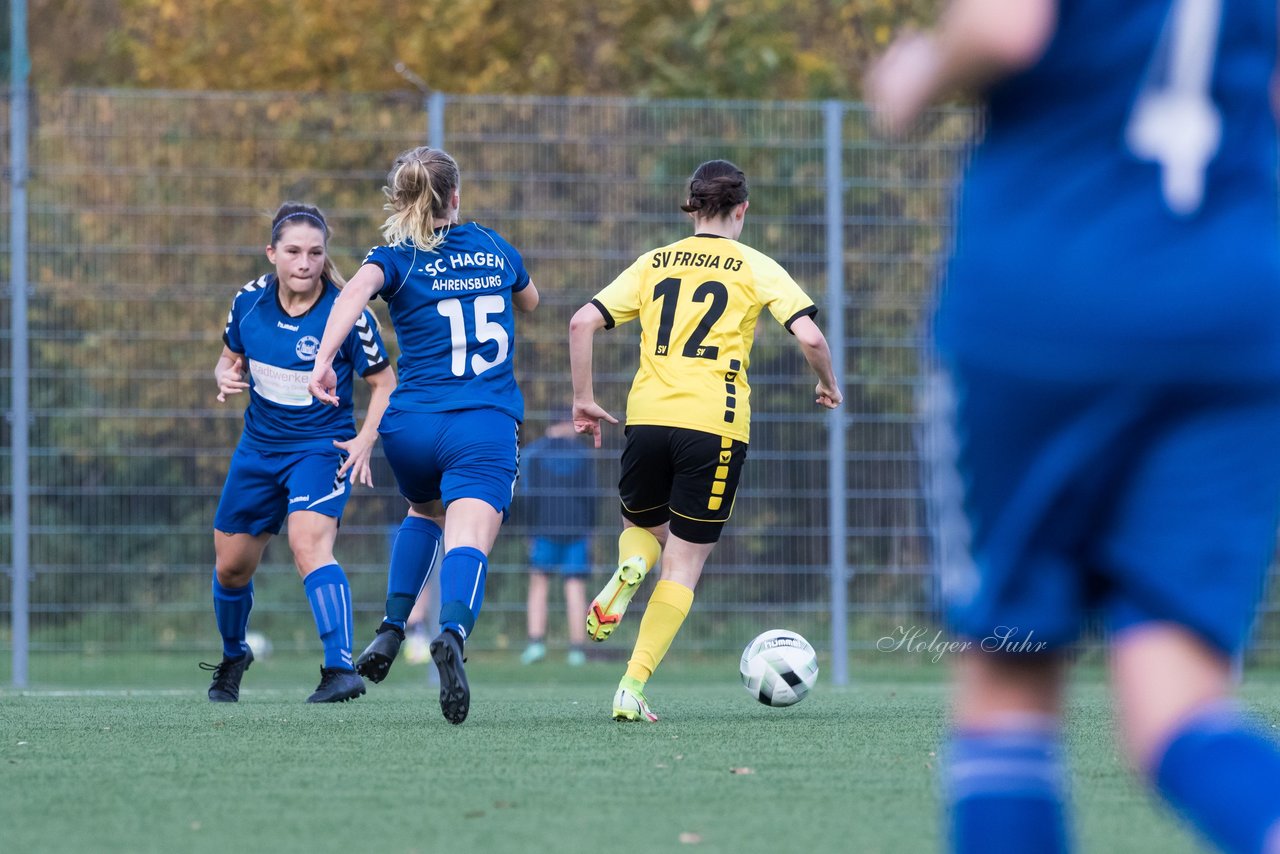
[{"xmin": 437, "ymin": 295, "xmax": 510, "ymax": 377}]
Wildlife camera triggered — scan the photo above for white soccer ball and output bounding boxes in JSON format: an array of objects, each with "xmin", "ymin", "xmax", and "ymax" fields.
[
  {"xmin": 244, "ymin": 631, "xmax": 272, "ymax": 659},
  {"xmin": 739, "ymin": 629, "xmax": 818, "ymax": 707}
]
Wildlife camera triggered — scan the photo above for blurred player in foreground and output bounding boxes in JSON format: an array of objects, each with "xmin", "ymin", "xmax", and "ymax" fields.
[
  {"xmin": 868, "ymin": 1, "xmax": 1280, "ymax": 851},
  {"xmin": 309, "ymin": 147, "xmax": 538, "ymax": 724},
  {"xmin": 206, "ymin": 202, "xmax": 393, "ymax": 704},
  {"xmin": 570, "ymin": 160, "xmax": 842, "ymax": 722}
]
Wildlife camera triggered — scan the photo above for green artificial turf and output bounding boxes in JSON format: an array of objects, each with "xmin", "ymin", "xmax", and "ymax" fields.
[{"xmin": 0, "ymin": 653, "xmax": 1243, "ymax": 853}]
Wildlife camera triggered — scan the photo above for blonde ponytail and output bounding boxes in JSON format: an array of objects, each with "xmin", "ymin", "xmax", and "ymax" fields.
[
  {"xmin": 381, "ymin": 146, "xmax": 460, "ymax": 252},
  {"xmin": 322, "ymin": 256, "xmax": 347, "ymax": 289}
]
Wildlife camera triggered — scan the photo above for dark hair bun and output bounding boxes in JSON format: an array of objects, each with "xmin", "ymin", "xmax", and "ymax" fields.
[{"xmin": 680, "ymin": 160, "xmax": 748, "ymax": 218}]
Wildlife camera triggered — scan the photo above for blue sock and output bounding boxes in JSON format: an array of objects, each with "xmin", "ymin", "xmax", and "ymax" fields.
[
  {"xmin": 212, "ymin": 575, "xmax": 253, "ymax": 659},
  {"xmin": 304, "ymin": 563, "xmax": 354, "ymax": 671},
  {"xmin": 944, "ymin": 725, "xmax": 1070, "ymax": 854},
  {"xmin": 383, "ymin": 516, "xmax": 443, "ymax": 630},
  {"xmin": 437, "ymin": 546, "xmax": 488, "ymax": 640},
  {"xmin": 1154, "ymin": 703, "xmax": 1280, "ymax": 854}
]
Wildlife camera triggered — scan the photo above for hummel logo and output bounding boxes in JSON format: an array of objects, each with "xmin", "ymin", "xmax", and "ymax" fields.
[
  {"xmin": 277, "ymin": 321, "xmax": 299, "ymax": 331},
  {"xmin": 289, "ymin": 495, "xmax": 310, "ymax": 504}
]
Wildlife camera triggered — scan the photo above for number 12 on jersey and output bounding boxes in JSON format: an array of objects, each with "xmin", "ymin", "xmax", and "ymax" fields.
[
  {"xmin": 652, "ymin": 277, "xmax": 729, "ymax": 359},
  {"xmin": 437, "ymin": 295, "xmax": 509, "ymax": 377}
]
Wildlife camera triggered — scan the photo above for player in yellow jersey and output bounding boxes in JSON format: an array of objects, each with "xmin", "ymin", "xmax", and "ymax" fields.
[{"xmin": 569, "ymin": 159, "xmax": 843, "ymax": 722}]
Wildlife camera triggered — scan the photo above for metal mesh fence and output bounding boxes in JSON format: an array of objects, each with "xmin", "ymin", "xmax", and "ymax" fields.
[{"xmin": 10, "ymin": 87, "xmax": 1240, "ymax": 685}]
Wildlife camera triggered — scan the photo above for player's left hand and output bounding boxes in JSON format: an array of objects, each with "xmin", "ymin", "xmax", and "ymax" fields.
[
  {"xmin": 865, "ymin": 31, "xmax": 942, "ymax": 137},
  {"xmin": 572, "ymin": 399, "xmax": 617, "ymax": 449},
  {"xmin": 334, "ymin": 434, "xmax": 376, "ymax": 487}
]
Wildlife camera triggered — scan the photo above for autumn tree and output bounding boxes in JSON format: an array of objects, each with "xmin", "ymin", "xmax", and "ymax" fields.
[{"xmin": 22, "ymin": 0, "xmax": 940, "ymax": 99}]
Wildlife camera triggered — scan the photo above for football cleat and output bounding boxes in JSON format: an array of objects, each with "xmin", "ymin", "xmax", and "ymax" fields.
[
  {"xmin": 586, "ymin": 556, "xmax": 653, "ymax": 642},
  {"xmin": 200, "ymin": 646, "xmax": 255, "ymax": 703},
  {"xmin": 566, "ymin": 648, "xmax": 587, "ymax": 667},
  {"xmin": 355, "ymin": 622, "xmax": 404, "ymax": 683},
  {"xmin": 520, "ymin": 641, "xmax": 547, "ymax": 665},
  {"xmin": 612, "ymin": 684, "xmax": 659, "ymax": 723},
  {"xmin": 430, "ymin": 630, "xmax": 470, "ymax": 725},
  {"xmin": 306, "ymin": 667, "xmax": 366, "ymax": 703}
]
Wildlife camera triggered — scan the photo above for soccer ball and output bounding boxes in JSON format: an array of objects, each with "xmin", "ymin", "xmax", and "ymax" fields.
[
  {"xmin": 244, "ymin": 631, "xmax": 272, "ymax": 660},
  {"xmin": 739, "ymin": 629, "xmax": 818, "ymax": 707}
]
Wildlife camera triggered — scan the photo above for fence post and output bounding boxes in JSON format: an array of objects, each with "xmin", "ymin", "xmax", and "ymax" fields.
[
  {"xmin": 10, "ymin": 0, "xmax": 31, "ymax": 689},
  {"xmin": 394, "ymin": 62, "xmax": 444, "ymax": 149},
  {"xmin": 425, "ymin": 88, "xmax": 445, "ymax": 680},
  {"xmin": 824, "ymin": 100, "xmax": 848, "ymax": 687},
  {"xmin": 428, "ymin": 90, "xmax": 445, "ymax": 150}
]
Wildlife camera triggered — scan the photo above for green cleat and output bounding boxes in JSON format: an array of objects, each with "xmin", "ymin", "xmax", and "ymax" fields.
[
  {"xmin": 612, "ymin": 681, "xmax": 658, "ymax": 723},
  {"xmin": 520, "ymin": 641, "xmax": 547, "ymax": 665},
  {"xmin": 587, "ymin": 555, "xmax": 653, "ymax": 642}
]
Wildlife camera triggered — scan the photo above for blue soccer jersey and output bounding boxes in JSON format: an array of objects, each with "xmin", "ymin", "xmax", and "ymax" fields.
[
  {"xmin": 362, "ymin": 222, "xmax": 530, "ymax": 422},
  {"xmin": 929, "ymin": 0, "xmax": 1280, "ymax": 654},
  {"xmin": 938, "ymin": 0, "xmax": 1280, "ymax": 381},
  {"xmin": 223, "ymin": 274, "xmax": 390, "ymax": 450}
]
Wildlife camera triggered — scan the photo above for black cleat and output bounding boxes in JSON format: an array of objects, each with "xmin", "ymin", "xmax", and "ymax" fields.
[
  {"xmin": 355, "ymin": 622, "xmax": 405, "ymax": 684},
  {"xmin": 306, "ymin": 667, "xmax": 366, "ymax": 703},
  {"xmin": 430, "ymin": 630, "xmax": 470, "ymax": 725},
  {"xmin": 200, "ymin": 647, "xmax": 254, "ymax": 702}
]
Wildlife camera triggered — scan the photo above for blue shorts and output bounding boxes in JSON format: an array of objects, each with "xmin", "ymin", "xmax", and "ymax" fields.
[
  {"xmin": 213, "ymin": 445, "xmax": 350, "ymax": 536},
  {"xmin": 928, "ymin": 360, "xmax": 1280, "ymax": 656},
  {"xmin": 529, "ymin": 537, "xmax": 591, "ymax": 576},
  {"xmin": 379, "ymin": 406, "xmax": 520, "ymax": 516}
]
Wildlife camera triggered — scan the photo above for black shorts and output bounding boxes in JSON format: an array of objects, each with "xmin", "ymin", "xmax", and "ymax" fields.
[{"xmin": 618, "ymin": 424, "xmax": 748, "ymax": 545}]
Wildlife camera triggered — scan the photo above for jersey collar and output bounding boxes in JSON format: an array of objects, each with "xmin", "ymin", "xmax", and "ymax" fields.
[{"xmin": 270, "ymin": 274, "xmax": 328, "ymax": 319}]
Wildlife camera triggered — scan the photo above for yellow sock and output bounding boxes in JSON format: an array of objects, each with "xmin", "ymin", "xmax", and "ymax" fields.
[
  {"xmin": 625, "ymin": 580, "xmax": 694, "ymax": 683},
  {"xmin": 618, "ymin": 526, "xmax": 661, "ymax": 571}
]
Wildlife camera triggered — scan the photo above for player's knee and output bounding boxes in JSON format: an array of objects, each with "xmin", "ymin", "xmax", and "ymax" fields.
[
  {"xmin": 1109, "ymin": 624, "xmax": 1237, "ymax": 771},
  {"xmin": 214, "ymin": 562, "xmax": 254, "ymax": 588},
  {"xmin": 951, "ymin": 651, "xmax": 1065, "ymax": 729},
  {"xmin": 1114, "ymin": 698, "xmax": 1203, "ymax": 774},
  {"xmin": 287, "ymin": 534, "xmax": 334, "ymax": 573}
]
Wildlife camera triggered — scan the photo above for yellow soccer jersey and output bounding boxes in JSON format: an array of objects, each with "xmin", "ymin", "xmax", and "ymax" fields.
[{"xmin": 591, "ymin": 234, "xmax": 817, "ymax": 443}]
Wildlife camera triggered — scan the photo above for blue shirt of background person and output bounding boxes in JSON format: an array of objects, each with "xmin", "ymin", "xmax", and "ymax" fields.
[
  {"xmin": 224, "ymin": 275, "xmax": 389, "ymax": 450},
  {"xmin": 521, "ymin": 424, "xmax": 598, "ymax": 541},
  {"xmin": 518, "ymin": 420, "xmax": 598, "ymax": 667},
  {"xmin": 362, "ymin": 222, "xmax": 531, "ymax": 422}
]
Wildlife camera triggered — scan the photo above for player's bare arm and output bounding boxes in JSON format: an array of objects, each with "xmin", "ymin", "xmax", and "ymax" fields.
[
  {"xmin": 865, "ymin": 0, "xmax": 1057, "ymax": 136},
  {"xmin": 513, "ymin": 281, "xmax": 540, "ymax": 313},
  {"xmin": 790, "ymin": 316, "xmax": 843, "ymax": 410},
  {"xmin": 569, "ymin": 301, "xmax": 617, "ymax": 448},
  {"xmin": 308, "ymin": 263, "xmax": 385, "ymax": 406}
]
